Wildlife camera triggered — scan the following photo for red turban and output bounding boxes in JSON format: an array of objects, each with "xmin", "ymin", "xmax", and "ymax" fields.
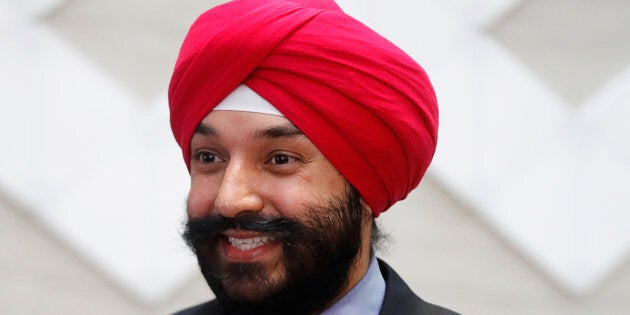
[{"xmin": 169, "ymin": 0, "xmax": 438, "ymax": 217}]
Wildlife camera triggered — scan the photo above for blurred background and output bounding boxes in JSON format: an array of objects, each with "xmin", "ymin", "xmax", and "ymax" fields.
[{"xmin": 1, "ymin": 0, "xmax": 629, "ymax": 314}]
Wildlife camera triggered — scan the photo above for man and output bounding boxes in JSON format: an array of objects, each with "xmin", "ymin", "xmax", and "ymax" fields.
[{"xmin": 168, "ymin": 0, "xmax": 459, "ymax": 314}]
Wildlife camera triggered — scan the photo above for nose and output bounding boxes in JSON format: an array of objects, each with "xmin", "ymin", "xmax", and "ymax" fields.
[{"xmin": 214, "ymin": 161, "xmax": 264, "ymax": 217}]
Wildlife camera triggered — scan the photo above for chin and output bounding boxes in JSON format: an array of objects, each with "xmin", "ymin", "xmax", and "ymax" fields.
[{"xmin": 219, "ymin": 261, "xmax": 287, "ymax": 302}]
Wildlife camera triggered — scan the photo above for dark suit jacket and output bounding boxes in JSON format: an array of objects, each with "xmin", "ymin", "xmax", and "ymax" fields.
[{"xmin": 173, "ymin": 259, "xmax": 460, "ymax": 315}]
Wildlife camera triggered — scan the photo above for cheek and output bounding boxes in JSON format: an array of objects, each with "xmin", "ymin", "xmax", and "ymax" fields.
[
  {"xmin": 186, "ymin": 177, "xmax": 219, "ymax": 218},
  {"xmin": 308, "ymin": 165, "xmax": 347, "ymax": 200},
  {"xmin": 267, "ymin": 173, "xmax": 346, "ymax": 218}
]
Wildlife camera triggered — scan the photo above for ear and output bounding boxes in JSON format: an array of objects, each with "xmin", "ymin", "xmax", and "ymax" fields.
[{"xmin": 359, "ymin": 198, "xmax": 374, "ymax": 222}]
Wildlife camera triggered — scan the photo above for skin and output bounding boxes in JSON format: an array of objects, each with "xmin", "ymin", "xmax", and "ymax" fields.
[{"xmin": 187, "ymin": 110, "xmax": 373, "ymax": 307}]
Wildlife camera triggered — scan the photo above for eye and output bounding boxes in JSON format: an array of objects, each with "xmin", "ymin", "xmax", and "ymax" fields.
[
  {"xmin": 197, "ymin": 152, "xmax": 222, "ymax": 164},
  {"xmin": 267, "ymin": 153, "xmax": 297, "ymax": 165}
]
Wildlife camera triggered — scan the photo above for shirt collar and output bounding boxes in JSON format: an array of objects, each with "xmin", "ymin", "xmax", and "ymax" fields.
[{"xmin": 321, "ymin": 254, "xmax": 386, "ymax": 315}]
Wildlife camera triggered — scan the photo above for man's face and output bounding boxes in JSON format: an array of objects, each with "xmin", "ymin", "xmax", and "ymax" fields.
[{"xmin": 184, "ymin": 110, "xmax": 370, "ymax": 314}]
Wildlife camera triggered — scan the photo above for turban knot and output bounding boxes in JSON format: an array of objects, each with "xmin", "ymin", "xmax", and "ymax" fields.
[{"xmin": 169, "ymin": 0, "xmax": 438, "ymax": 216}]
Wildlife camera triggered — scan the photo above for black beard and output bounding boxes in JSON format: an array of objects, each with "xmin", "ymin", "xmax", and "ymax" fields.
[{"xmin": 182, "ymin": 186, "xmax": 365, "ymax": 315}]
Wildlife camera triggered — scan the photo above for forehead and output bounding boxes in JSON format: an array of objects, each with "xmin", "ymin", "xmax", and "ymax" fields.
[{"xmin": 195, "ymin": 110, "xmax": 303, "ymax": 139}]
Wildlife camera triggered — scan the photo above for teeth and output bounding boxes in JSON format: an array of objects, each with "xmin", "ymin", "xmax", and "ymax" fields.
[{"xmin": 228, "ymin": 236, "xmax": 276, "ymax": 251}]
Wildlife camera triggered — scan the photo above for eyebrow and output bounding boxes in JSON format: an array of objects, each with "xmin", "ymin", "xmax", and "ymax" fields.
[
  {"xmin": 194, "ymin": 123, "xmax": 217, "ymax": 136},
  {"xmin": 255, "ymin": 124, "xmax": 305, "ymax": 139},
  {"xmin": 193, "ymin": 122, "xmax": 304, "ymax": 139}
]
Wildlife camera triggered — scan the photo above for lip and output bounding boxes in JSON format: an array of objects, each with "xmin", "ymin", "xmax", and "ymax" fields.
[
  {"xmin": 223, "ymin": 229, "xmax": 272, "ymax": 239},
  {"xmin": 220, "ymin": 229, "xmax": 281, "ymax": 262}
]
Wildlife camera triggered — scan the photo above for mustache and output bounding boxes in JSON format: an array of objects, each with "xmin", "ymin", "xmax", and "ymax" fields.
[{"xmin": 183, "ymin": 212, "xmax": 303, "ymax": 248}]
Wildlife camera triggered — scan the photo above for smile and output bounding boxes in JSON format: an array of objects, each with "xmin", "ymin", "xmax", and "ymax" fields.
[{"xmin": 228, "ymin": 236, "xmax": 276, "ymax": 251}]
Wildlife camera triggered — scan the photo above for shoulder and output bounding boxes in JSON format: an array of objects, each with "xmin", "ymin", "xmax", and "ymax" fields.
[
  {"xmin": 171, "ymin": 299, "xmax": 223, "ymax": 315},
  {"xmin": 378, "ymin": 259, "xmax": 461, "ymax": 315}
]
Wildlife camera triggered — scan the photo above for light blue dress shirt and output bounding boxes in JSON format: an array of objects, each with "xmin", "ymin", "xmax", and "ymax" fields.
[{"xmin": 321, "ymin": 254, "xmax": 386, "ymax": 315}]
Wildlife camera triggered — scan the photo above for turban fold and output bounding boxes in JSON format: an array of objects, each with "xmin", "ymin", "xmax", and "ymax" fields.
[{"xmin": 169, "ymin": 0, "xmax": 438, "ymax": 216}]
